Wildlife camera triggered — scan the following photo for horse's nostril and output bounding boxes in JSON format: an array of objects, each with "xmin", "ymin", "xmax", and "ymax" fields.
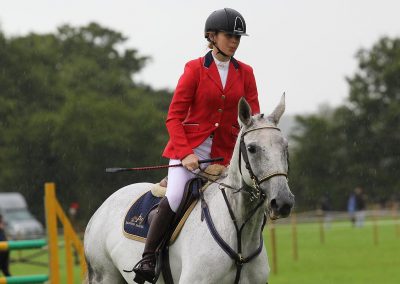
[
  {"xmin": 270, "ymin": 199, "xmax": 278, "ymax": 211},
  {"xmin": 279, "ymin": 204, "xmax": 292, "ymax": 217},
  {"xmin": 270, "ymin": 199, "xmax": 292, "ymax": 217}
]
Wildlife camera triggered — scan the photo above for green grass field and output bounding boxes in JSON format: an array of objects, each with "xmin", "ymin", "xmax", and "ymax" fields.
[
  {"xmin": 264, "ymin": 219, "xmax": 400, "ymax": 284},
  {"xmin": 3, "ymin": 219, "xmax": 399, "ymax": 284},
  {"xmin": 7, "ymin": 243, "xmax": 82, "ymax": 283}
]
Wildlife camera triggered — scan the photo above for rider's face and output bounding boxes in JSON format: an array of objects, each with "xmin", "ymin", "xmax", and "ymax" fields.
[{"xmin": 212, "ymin": 32, "xmax": 241, "ymax": 58}]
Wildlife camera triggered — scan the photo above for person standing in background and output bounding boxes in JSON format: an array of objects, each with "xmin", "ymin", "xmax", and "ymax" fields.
[
  {"xmin": 354, "ymin": 187, "xmax": 367, "ymax": 227},
  {"xmin": 320, "ymin": 194, "xmax": 333, "ymax": 229},
  {"xmin": 0, "ymin": 214, "xmax": 11, "ymax": 276},
  {"xmin": 347, "ymin": 191, "xmax": 356, "ymax": 227}
]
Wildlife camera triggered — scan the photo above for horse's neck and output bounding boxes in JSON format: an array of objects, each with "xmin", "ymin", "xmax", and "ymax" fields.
[
  {"xmin": 225, "ymin": 188, "xmax": 265, "ymax": 237},
  {"xmin": 218, "ymin": 150, "xmax": 266, "ymax": 251}
]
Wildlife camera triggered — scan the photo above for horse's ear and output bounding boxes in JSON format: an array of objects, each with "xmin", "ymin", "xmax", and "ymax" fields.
[
  {"xmin": 238, "ymin": 97, "xmax": 252, "ymax": 126},
  {"xmin": 268, "ymin": 93, "xmax": 286, "ymax": 125}
]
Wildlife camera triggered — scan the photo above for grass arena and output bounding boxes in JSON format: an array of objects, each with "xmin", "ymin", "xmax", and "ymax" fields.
[{"xmin": 1, "ymin": 183, "xmax": 398, "ymax": 283}]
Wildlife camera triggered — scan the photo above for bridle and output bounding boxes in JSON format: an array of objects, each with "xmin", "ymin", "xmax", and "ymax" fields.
[
  {"xmin": 199, "ymin": 125, "xmax": 289, "ymax": 284},
  {"xmin": 238, "ymin": 126, "xmax": 289, "ymax": 200}
]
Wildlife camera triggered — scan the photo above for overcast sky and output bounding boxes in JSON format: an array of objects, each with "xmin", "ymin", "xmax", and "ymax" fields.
[{"xmin": 1, "ymin": 0, "xmax": 399, "ymax": 115}]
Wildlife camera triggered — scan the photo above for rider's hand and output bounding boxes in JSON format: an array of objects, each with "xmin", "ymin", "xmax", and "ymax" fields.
[{"xmin": 182, "ymin": 154, "xmax": 199, "ymax": 171}]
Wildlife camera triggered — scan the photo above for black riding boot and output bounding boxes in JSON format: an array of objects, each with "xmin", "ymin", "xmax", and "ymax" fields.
[{"xmin": 133, "ymin": 197, "xmax": 175, "ymax": 283}]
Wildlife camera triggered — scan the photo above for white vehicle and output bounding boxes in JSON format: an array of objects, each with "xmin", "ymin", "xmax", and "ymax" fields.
[{"xmin": 0, "ymin": 192, "xmax": 44, "ymax": 240}]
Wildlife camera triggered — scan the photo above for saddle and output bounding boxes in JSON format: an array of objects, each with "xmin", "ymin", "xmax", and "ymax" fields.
[
  {"xmin": 123, "ymin": 178, "xmax": 202, "ymax": 244},
  {"xmin": 123, "ymin": 164, "xmax": 226, "ymax": 283},
  {"xmin": 123, "ymin": 164, "xmax": 226, "ymax": 243}
]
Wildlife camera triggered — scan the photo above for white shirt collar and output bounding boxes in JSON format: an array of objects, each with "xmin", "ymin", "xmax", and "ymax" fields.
[{"xmin": 212, "ymin": 55, "xmax": 230, "ymax": 69}]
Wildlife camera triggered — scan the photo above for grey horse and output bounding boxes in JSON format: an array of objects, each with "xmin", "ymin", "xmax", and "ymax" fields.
[{"xmin": 84, "ymin": 95, "xmax": 294, "ymax": 283}]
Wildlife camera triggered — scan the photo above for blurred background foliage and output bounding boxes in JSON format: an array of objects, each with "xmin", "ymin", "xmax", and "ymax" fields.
[
  {"xmin": 290, "ymin": 37, "xmax": 400, "ymax": 210},
  {"xmin": 0, "ymin": 23, "xmax": 171, "ymax": 222},
  {"xmin": 0, "ymin": 23, "xmax": 399, "ymax": 224}
]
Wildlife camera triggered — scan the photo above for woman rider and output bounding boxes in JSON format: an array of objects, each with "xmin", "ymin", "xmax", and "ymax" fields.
[{"xmin": 133, "ymin": 8, "xmax": 261, "ymax": 282}]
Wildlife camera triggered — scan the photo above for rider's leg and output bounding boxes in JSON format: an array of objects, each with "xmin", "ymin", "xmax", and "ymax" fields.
[
  {"xmin": 136, "ymin": 197, "xmax": 175, "ymax": 277},
  {"xmin": 133, "ymin": 137, "xmax": 212, "ymax": 283},
  {"xmin": 165, "ymin": 160, "xmax": 195, "ymax": 212},
  {"xmin": 166, "ymin": 136, "xmax": 212, "ymax": 212},
  {"xmin": 133, "ymin": 165, "xmax": 193, "ymax": 283}
]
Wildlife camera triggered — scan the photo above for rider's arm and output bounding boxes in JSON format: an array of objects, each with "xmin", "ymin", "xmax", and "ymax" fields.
[
  {"xmin": 244, "ymin": 66, "xmax": 260, "ymax": 115},
  {"xmin": 165, "ymin": 63, "xmax": 198, "ymax": 160}
]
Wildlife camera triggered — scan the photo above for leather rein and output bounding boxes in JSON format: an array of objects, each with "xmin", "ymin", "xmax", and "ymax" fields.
[{"xmin": 199, "ymin": 126, "xmax": 288, "ymax": 284}]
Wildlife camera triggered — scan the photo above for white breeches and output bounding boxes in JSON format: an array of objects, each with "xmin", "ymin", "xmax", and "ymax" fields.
[{"xmin": 165, "ymin": 137, "xmax": 212, "ymax": 212}]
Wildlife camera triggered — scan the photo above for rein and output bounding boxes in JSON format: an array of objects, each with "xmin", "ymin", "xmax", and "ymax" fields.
[
  {"xmin": 198, "ymin": 126, "xmax": 288, "ymax": 284},
  {"xmin": 199, "ymin": 188, "xmax": 266, "ymax": 284}
]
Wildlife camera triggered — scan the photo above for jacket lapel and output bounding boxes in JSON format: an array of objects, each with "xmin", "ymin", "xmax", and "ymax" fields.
[
  {"xmin": 204, "ymin": 51, "xmax": 223, "ymax": 92},
  {"xmin": 203, "ymin": 51, "xmax": 240, "ymax": 93}
]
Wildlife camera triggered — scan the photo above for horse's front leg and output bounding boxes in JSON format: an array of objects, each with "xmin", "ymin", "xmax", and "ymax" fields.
[
  {"xmin": 177, "ymin": 248, "xmax": 270, "ymax": 284},
  {"xmin": 177, "ymin": 250, "xmax": 235, "ymax": 284},
  {"xmin": 178, "ymin": 268, "xmax": 233, "ymax": 284}
]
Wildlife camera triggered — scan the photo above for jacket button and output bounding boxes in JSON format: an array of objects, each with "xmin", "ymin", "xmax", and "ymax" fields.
[
  {"xmin": 221, "ymin": 95, "xmax": 226, "ymax": 100},
  {"xmin": 215, "ymin": 123, "xmax": 219, "ymax": 127},
  {"xmin": 218, "ymin": 109, "xmax": 223, "ymax": 113}
]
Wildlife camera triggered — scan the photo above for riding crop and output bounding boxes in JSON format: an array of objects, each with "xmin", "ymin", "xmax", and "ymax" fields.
[{"xmin": 105, "ymin": 157, "xmax": 224, "ymax": 173}]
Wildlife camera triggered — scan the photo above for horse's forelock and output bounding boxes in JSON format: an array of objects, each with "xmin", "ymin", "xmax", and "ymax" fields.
[{"xmin": 252, "ymin": 113, "xmax": 277, "ymax": 128}]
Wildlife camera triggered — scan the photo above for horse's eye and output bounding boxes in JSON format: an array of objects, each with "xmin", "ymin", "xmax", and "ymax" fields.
[{"xmin": 247, "ymin": 145, "xmax": 256, "ymax": 154}]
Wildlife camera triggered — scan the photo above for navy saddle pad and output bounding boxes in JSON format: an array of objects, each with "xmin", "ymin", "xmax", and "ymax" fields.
[{"xmin": 123, "ymin": 190, "xmax": 162, "ymax": 241}]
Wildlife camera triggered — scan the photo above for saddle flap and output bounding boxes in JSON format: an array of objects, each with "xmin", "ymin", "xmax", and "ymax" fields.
[
  {"xmin": 123, "ymin": 178, "xmax": 206, "ymax": 243},
  {"xmin": 123, "ymin": 189, "xmax": 162, "ymax": 242}
]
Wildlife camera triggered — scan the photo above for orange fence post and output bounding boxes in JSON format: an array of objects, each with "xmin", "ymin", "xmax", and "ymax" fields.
[
  {"xmin": 45, "ymin": 182, "xmax": 60, "ymax": 284},
  {"xmin": 393, "ymin": 203, "xmax": 400, "ymax": 238},
  {"xmin": 319, "ymin": 215, "xmax": 325, "ymax": 244},
  {"xmin": 55, "ymin": 196, "xmax": 87, "ymax": 278},
  {"xmin": 372, "ymin": 205, "xmax": 379, "ymax": 246},
  {"xmin": 291, "ymin": 212, "xmax": 298, "ymax": 261},
  {"xmin": 45, "ymin": 182, "xmax": 87, "ymax": 283},
  {"xmin": 269, "ymin": 220, "xmax": 278, "ymax": 275},
  {"xmin": 65, "ymin": 226, "xmax": 74, "ymax": 284}
]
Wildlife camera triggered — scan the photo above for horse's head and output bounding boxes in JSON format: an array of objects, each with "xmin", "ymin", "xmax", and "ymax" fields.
[{"xmin": 236, "ymin": 95, "xmax": 294, "ymax": 219}]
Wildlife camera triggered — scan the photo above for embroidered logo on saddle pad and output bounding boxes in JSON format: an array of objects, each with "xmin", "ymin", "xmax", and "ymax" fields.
[{"xmin": 123, "ymin": 189, "xmax": 162, "ymax": 242}]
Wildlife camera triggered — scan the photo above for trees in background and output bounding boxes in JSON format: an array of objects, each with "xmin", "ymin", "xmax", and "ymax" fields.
[
  {"xmin": 290, "ymin": 37, "xmax": 400, "ymax": 210},
  {"xmin": 0, "ymin": 23, "xmax": 171, "ymax": 221},
  {"xmin": 1, "ymin": 22, "xmax": 398, "ymax": 219}
]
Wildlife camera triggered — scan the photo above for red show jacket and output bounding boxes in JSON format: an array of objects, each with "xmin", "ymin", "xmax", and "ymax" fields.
[{"xmin": 162, "ymin": 51, "xmax": 260, "ymax": 165}]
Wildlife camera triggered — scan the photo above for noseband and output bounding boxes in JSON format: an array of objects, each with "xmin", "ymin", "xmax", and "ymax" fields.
[{"xmin": 238, "ymin": 126, "xmax": 288, "ymax": 200}]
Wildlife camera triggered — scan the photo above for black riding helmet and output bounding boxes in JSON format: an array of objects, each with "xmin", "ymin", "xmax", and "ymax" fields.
[{"xmin": 204, "ymin": 8, "xmax": 248, "ymax": 38}]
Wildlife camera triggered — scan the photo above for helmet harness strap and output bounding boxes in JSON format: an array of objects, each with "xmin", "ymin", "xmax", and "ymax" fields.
[
  {"xmin": 213, "ymin": 41, "xmax": 230, "ymax": 58},
  {"xmin": 208, "ymin": 33, "xmax": 230, "ymax": 59}
]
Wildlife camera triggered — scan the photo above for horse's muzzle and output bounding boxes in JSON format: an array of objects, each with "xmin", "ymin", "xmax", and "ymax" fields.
[{"xmin": 268, "ymin": 194, "xmax": 294, "ymax": 219}]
